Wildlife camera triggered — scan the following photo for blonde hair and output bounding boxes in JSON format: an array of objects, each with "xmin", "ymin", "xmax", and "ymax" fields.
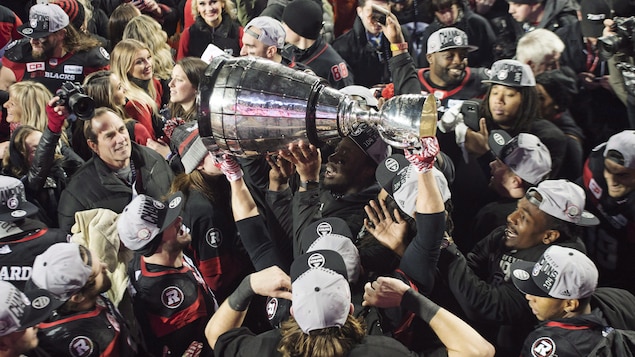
[
  {"xmin": 8, "ymin": 81, "xmax": 52, "ymax": 132},
  {"xmin": 123, "ymin": 15, "xmax": 174, "ymax": 80},
  {"xmin": 83, "ymin": 70, "xmax": 127, "ymax": 119},
  {"xmin": 191, "ymin": 0, "xmax": 237, "ymax": 22},
  {"xmin": 110, "ymin": 39, "xmax": 159, "ymax": 116},
  {"xmin": 277, "ymin": 315, "xmax": 366, "ymax": 357}
]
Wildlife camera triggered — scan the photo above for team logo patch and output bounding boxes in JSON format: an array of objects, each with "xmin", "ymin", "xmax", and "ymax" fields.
[
  {"xmin": 453, "ymin": 35, "xmax": 463, "ymax": 46},
  {"xmin": 152, "ymin": 200, "xmax": 164, "ymax": 209},
  {"xmin": 492, "ymin": 132, "xmax": 506, "ymax": 146},
  {"xmin": 31, "ymin": 296, "xmax": 51, "ymax": 309},
  {"xmin": 6, "ymin": 196, "xmax": 19, "ymax": 210},
  {"xmin": 267, "ymin": 298, "xmax": 278, "ymax": 320},
  {"xmin": 513, "ymin": 269, "xmax": 530, "ymax": 281},
  {"xmin": 169, "ymin": 196, "xmax": 181, "ymax": 209},
  {"xmin": 22, "ymin": 28, "xmax": 34, "ymax": 35},
  {"xmin": 531, "ymin": 337, "xmax": 556, "ymax": 357},
  {"xmin": 69, "ymin": 336, "xmax": 94, "ymax": 357},
  {"xmin": 10, "ymin": 210, "xmax": 26, "ymax": 218},
  {"xmin": 205, "ymin": 228, "xmax": 222, "ymax": 248},
  {"xmin": 564, "ymin": 204, "xmax": 580, "ymax": 219},
  {"xmin": 137, "ymin": 228, "xmax": 152, "ymax": 240},
  {"xmin": 161, "ymin": 286, "xmax": 184, "ymax": 309},
  {"xmin": 307, "ymin": 253, "xmax": 325, "ymax": 268},
  {"xmin": 99, "ymin": 47, "xmax": 110, "ymax": 60},
  {"xmin": 48, "ymin": 58, "xmax": 57, "ymax": 66},
  {"xmin": 384, "ymin": 157, "xmax": 400, "ymax": 172},
  {"xmin": 316, "ymin": 222, "xmax": 332, "ymax": 236}
]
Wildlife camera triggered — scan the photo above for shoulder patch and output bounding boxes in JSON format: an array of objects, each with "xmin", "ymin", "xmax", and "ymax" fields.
[
  {"xmin": 99, "ymin": 47, "xmax": 110, "ymax": 60},
  {"xmin": 531, "ymin": 336, "xmax": 556, "ymax": 357},
  {"xmin": 205, "ymin": 228, "xmax": 222, "ymax": 248},
  {"xmin": 69, "ymin": 336, "xmax": 94, "ymax": 357}
]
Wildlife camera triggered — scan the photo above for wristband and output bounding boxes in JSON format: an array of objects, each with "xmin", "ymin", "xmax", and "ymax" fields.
[
  {"xmin": 227, "ymin": 276, "xmax": 255, "ymax": 311},
  {"xmin": 299, "ymin": 180, "xmax": 319, "ymax": 190},
  {"xmin": 390, "ymin": 42, "xmax": 408, "ymax": 51}
]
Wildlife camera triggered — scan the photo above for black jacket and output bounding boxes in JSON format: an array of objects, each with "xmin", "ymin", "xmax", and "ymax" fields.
[
  {"xmin": 437, "ymin": 226, "xmax": 587, "ymax": 356},
  {"xmin": 179, "ymin": 15, "xmax": 242, "ymax": 58},
  {"xmin": 57, "ymin": 143, "xmax": 174, "ymax": 232},
  {"xmin": 520, "ymin": 288, "xmax": 635, "ymax": 357},
  {"xmin": 284, "ymin": 37, "xmax": 355, "ymax": 89},
  {"xmin": 332, "ymin": 17, "xmax": 392, "ymax": 87}
]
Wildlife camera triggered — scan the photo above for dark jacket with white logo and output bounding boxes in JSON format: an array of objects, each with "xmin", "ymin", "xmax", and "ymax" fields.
[
  {"xmin": 37, "ymin": 295, "xmax": 140, "ymax": 357},
  {"xmin": 128, "ymin": 253, "xmax": 217, "ymax": 357},
  {"xmin": 177, "ymin": 15, "xmax": 242, "ymax": 60}
]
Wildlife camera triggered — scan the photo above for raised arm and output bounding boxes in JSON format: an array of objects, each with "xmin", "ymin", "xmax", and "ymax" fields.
[{"xmin": 363, "ymin": 276, "xmax": 495, "ymax": 357}]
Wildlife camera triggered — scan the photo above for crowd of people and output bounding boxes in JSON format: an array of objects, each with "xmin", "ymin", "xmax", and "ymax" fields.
[{"xmin": 0, "ymin": 0, "xmax": 633, "ymax": 356}]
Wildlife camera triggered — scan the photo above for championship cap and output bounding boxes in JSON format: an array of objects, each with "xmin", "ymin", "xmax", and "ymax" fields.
[
  {"xmin": 604, "ymin": 130, "xmax": 635, "ymax": 169},
  {"xmin": 18, "ymin": 4, "xmax": 69, "ymax": 39},
  {"xmin": 347, "ymin": 122, "xmax": 390, "ymax": 165},
  {"xmin": 426, "ymin": 27, "xmax": 478, "ymax": 55},
  {"xmin": 489, "ymin": 130, "xmax": 551, "ymax": 184},
  {"xmin": 511, "ymin": 245, "xmax": 598, "ymax": 299},
  {"xmin": 244, "ymin": 16, "xmax": 286, "ymax": 49},
  {"xmin": 525, "ymin": 179, "xmax": 600, "ymax": 226},
  {"xmin": 52, "ymin": 0, "xmax": 85, "ymax": 31},
  {"xmin": 28, "ymin": 243, "xmax": 94, "ymax": 305},
  {"xmin": 0, "ymin": 175, "xmax": 39, "ymax": 222},
  {"xmin": 375, "ymin": 154, "xmax": 451, "ymax": 217},
  {"xmin": 290, "ymin": 250, "xmax": 350, "ymax": 334},
  {"xmin": 483, "ymin": 59, "xmax": 536, "ymax": 87},
  {"xmin": 117, "ymin": 192, "xmax": 185, "ymax": 256},
  {"xmin": 0, "ymin": 281, "xmax": 52, "ymax": 336}
]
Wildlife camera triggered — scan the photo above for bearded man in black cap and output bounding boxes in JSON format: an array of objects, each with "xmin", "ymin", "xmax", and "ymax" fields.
[{"xmin": 282, "ymin": 0, "xmax": 354, "ymax": 89}]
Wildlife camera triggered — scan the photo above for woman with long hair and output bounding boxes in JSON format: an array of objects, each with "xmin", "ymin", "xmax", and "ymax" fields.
[
  {"xmin": 110, "ymin": 38, "xmax": 165, "ymax": 139},
  {"xmin": 177, "ymin": 0, "xmax": 243, "ymax": 60},
  {"xmin": 123, "ymin": 15, "xmax": 175, "ymax": 83},
  {"xmin": 146, "ymin": 57, "xmax": 207, "ymax": 159},
  {"xmin": 108, "ymin": 3, "xmax": 142, "ymax": 49}
]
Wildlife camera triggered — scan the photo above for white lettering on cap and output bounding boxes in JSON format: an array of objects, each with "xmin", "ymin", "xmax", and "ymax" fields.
[
  {"xmin": 169, "ymin": 196, "xmax": 181, "ymax": 209},
  {"xmin": 513, "ymin": 269, "xmax": 530, "ymax": 281},
  {"xmin": 384, "ymin": 157, "xmax": 400, "ymax": 172},
  {"xmin": 307, "ymin": 253, "xmax": 325, "ymax": 268}
]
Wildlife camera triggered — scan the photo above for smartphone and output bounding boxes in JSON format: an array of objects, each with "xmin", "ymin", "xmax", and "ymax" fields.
[
  {"xmin": 461, "ymin": 100, "xmax": 481, "ymax": 131},
  {"xmin": 370, "ymin": 4, "xmax": 389, "ymax": 25}
]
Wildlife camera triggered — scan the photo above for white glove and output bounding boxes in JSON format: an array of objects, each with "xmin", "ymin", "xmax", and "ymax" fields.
[
  {"xmin": 438, "ymin": 103, "xmax": 464, "ymax": 133},
  {"xmin": 454, "ymin": 122, "xmax": 470, "ymax": 163}
]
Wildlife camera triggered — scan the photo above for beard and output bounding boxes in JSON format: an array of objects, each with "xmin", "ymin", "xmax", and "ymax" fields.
[{"xmin": 31, "ymin": 41, "xmax": 55, "ymax": 59}]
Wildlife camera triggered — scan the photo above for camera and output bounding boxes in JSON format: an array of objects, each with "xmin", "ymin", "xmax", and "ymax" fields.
[
  {"xmin": 598, "ymin": 16, "xmax": 635, "ymax": 60},
  {"xmin": 370, "ymin": 4, "xmax": 388, "ymax": 25},
  {"xmin": 461, "ymin": 99, "xmax": 481, "ymax": 131},
  {"xmin": 55, "ymin": 81, "xmax": 95, "ymax": 120}
]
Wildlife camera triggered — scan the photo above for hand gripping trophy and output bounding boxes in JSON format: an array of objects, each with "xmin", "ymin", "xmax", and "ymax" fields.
[{"xmin": 197, "ymin": 56, "xmax": 437, "ymax": 154}]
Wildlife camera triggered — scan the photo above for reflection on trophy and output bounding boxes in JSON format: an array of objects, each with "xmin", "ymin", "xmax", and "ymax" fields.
[{"xmin": 197, "ymin": 56, "xmax": 436, "ymax": 156}]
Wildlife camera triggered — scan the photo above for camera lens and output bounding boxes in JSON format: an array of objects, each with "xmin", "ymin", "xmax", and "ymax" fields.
[{"xmin": 68, "ymin": 93, "xmax": 95, "ymax": 120}]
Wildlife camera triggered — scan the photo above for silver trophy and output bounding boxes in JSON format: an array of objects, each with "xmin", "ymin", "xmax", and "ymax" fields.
[{"xmin": 197, "ymin": 56, "xmax": 436, "ymax": 156}]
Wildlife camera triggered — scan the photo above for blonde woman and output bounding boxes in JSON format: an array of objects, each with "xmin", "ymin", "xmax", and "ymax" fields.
[
  {"xmin": 110, "ymin": 39, "xmax": 164, "ymax": 139},
  {"xmin": 123, "ymin": 15, "xmax": 175, "ymax": 82},
  {"xmin": 3, "ymin": 81, "xmax": 51, "ymax": 135},
  {"xmin": 177, "ymin": 0, "xmax": 243, "ymax": 60}
]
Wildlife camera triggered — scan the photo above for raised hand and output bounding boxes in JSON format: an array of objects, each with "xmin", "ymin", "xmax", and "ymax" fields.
[{"xmin": 364, "ymin": 198, "xmax": 408, "ymax": 256}]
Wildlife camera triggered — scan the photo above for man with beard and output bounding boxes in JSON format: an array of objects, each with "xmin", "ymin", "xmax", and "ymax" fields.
[
  {"xmin": 57, "ymin": 108, "xmax": 173, "ymax": 233},
  {"xmin": 25, "ymin": 242, "xmax": 143, "ymax": 356},
  {"xmin": 278, "ymin": 123, "xmax": 390, "ymax": 256},
  {"xmin": 581, "ymin": 130, "xmax": 635, "ymax": 294},
  {"xmin": 386, "ymin": 25, "xmax": 489, "ymax": 113},
  {"xmin": 1, "ymin": 3, "xmax": 109, "ymax": 94},
  {"xmin": 118, "ymin": 192, "xmax": 219, "ymax": 357}
]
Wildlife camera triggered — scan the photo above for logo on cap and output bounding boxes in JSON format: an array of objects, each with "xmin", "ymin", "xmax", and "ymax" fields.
[
  {"xmin": 169, "ymin": 196, "xmax": 181, "ymax": 209},
  {"xmin": 492, "ymin": 132, "xmax": 506, "ymax": 146},
  {"xmin": 152, "ymin": 200, "xmax": 164, "ymax": 209},
  {"xmin": 22, "ymin": 28, "xmax": 33, "ymax": 35},
  {"xmin": 307, "ymin": 253, "xmax": 325, "ymax": 268},
  {"xmin": 316, "ymin": 222, "xmax": 332, "ymax": 236},
  {"xmin": 497, "ymin": 69, "xmax": 508, "ymax": 81},
  {"xmin": 453, "ymin": 35, "xmax": 463, "ymax": 45},
  {"xmin": 31, "ymin": 296, "xmax": 51, "ymax": 309},
  {"xmin": 513, "ymin": 269, "xmax": 530, "ymax": 281},
  {"xmin": 137, "ymin": 228, "xmax": 151, "ymax": 240},
  {"xmin": 267, "ymin": 298, "xmax": 278, "ymax": 320},
  {"xmin": 385, "ymin": 157, "xmax": 400, "ymax": 172},
  {"xmin": 7, "ymin": 197, "xmax": 18, "ymax": 210},
  {"xmin": 565, "ymin": 204, "xmax": 580, "ymax": 219}
]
